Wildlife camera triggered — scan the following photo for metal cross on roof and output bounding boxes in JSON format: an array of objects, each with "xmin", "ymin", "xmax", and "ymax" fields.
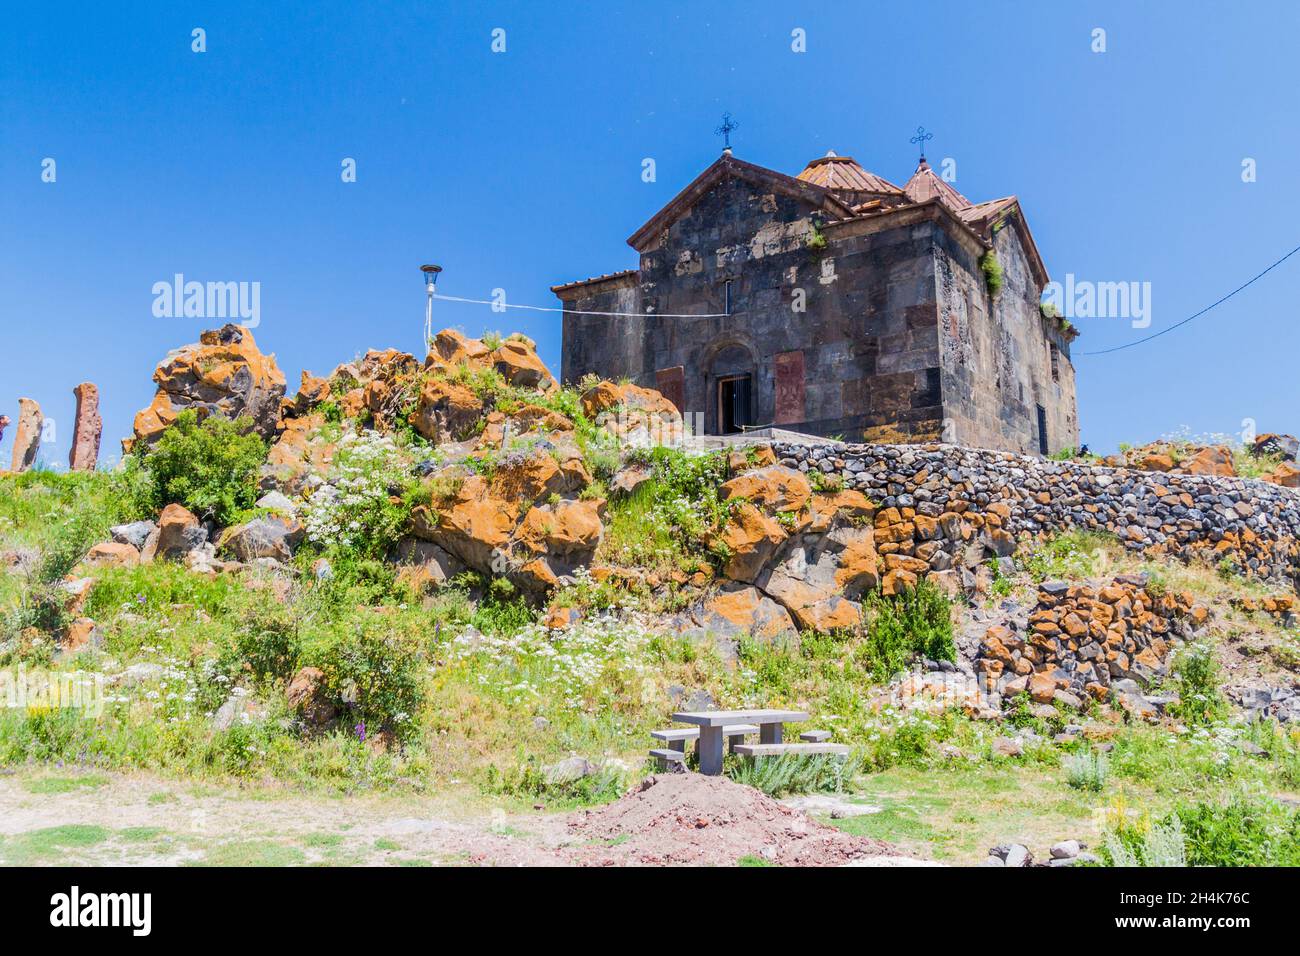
[
  {"xmin": 910, "ymin": 125, "xmax": 933, "ymax": 160},
  {"xmin": 715, "ymin": 112, "xmax": 739, "ymax": 151}
]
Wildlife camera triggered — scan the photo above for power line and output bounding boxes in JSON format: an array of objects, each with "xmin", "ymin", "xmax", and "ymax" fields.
[
  {"xmin": 431, "ymin": 292, "xmax": 729, "ymax": 319},
  {"xmin": 1077, "ymin": 242, "xmax": 1300, "ymax": 356}
]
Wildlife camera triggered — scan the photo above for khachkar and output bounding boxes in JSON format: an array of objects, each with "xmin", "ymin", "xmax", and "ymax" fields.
[
  {"xmin": 69, "ymin": 382, "xmax": 103, "ymax": 472},
  {"xmin": 9, "ymin": 398, "xmax": 43, "ymax": 472}
]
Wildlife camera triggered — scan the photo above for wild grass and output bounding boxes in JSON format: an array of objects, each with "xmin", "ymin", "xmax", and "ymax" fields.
[{"xmin": 726, "ymin": 752, "xmax": 850, "ymax": 796}]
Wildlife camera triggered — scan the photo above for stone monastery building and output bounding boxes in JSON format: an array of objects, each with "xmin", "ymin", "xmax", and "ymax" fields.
[{"xmin": 554, "ymin": 145, "xmax": 1079, "ymax": 455}]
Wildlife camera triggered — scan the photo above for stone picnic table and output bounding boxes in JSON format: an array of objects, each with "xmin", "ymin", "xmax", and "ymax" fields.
[{"xmin": 670, "ymin": 709, "xmax": 808, "ymax": 775}]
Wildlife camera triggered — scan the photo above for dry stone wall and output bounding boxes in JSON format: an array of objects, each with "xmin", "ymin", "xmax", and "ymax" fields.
[{"xmin": 771, "ymin": 441, "xmax": 1300, "ymax": 587}]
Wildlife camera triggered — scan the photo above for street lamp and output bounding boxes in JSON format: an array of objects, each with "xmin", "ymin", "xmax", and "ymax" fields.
[{"xmin": 420, "ymin": 264, "xmax": 442, "ymax": 352}]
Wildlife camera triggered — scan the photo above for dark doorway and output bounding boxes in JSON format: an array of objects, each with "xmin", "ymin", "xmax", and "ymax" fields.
[
  {"xmin": 1036, "ymin": 404, "xmax": 1049, "ymax": 455},
  {"xmin": 718, "ymin": 375, "xmax": 753, "ymax": 434}
]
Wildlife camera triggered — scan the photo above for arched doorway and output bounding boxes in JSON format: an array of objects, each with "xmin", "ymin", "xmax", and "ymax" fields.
[{"xmin": 708, "ymin": 343, "xmax": 756, "ymax": 435}]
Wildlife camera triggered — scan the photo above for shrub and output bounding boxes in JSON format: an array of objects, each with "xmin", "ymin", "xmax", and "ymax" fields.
[
  {"xmin": 482, "ymin": 758, "xmax": 625, "ymax": 807},
  {"xmin": 858, "ymin": 580, "xmax": 955, "ymax": 680},
  {"xmin": 727, "ymin": 752, "xmax": 850, "ymax": 796},
  {"xmin": 302, "ymin": 431, "xmax": 415, "ymax": 557},
  {"xmin": 1104, "ymin": 816, "xmax": 1187, "ymax": 867},
  {"xmin": 137, "ymin": 410, "xmax": 267, "ymax": 525},
  {"xmin": 308, "ymin": 621, "xmax": 427, "ymax": 741},
  {"xmin": 226, "ymin": 591, "xmax": 302, "ymax": 684},
  {"xmin": 1173, "ymin": 798, "xmax": 1300, "ymax": 867},
  {"xmin": 1065, "ymin": 750, "xmax": 1109, "ymax": 791},
  {"xmin": 979, "ymin": 251, "xmax": 1004, "ymax": 298},
  {"xmin": 1170, "ymin": 642, "xmax": 1227, "ymax": 725}
]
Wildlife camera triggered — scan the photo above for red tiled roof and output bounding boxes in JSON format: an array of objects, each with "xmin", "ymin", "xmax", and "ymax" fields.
[
  {"xmin": 796, "ymin": 151, "xmax": 903, "ymax": 196},
  {"xmin": 903, "ymin": 158, "xmax": 973, "ymax": 211}
]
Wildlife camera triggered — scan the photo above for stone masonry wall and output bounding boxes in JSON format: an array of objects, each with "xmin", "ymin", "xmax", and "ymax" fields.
[{"xmin": 771, "ymin": 441, "xmax": 1300, "ymax": 587}]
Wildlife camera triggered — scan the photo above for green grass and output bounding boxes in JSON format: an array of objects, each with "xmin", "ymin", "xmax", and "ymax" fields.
[
  {"xmin": 0, "ymin": 824, "xmax": 111, "ymax": 864},
  {"xmin": 23, "ymin": 774, "xmax": 111, "ymax": 794},
  {"xmin": 189, "ymin": 840, "xmax": 307, "ymax": 867}
]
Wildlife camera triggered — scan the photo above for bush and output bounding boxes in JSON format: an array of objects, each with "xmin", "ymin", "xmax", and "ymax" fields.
[
  {"xmin": 1170, "ymin": 642, "xmax": 1227, "ymax": 725},
  {"xmin": 1104, "ymin": 816, "xmax": 1187, "ymax": 867},
  {"xmin": 727, "ymin": 752, "xmax": 850, "ymax": 796},
  {"xmin": 1065, "ymin": 750, "xmax": 1109, "ymax": 791},
  {"xmin": 979, "ymin": 251, "xmax": 1004, "ymax": 298},
  {"xmin": 857, "ymin": 580, "xmax": 955, "ymax": 680},
  {"xmin": 1173, "ymin": 798, "xmax": 1300, "ymax": 867},
  {"xmin": 308, "ymin": 620, "xmax": 427, "ymax": 741},
  {"xmin": 137, "ymin": 410, "xmax": 267, "ymax": 525},
  {"xmin": 302, "ymin": 431, "xmax": 415, "ymax": 557}
]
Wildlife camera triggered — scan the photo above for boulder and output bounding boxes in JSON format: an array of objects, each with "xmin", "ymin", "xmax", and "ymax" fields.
[
  {"xmin": 1180, "ymin": 445, "xmax": 1235, "ymax": 477},
  {"xmin": 9, "ymin": 398, "xmax": 42, "ymax": 472},
  {"xmin": 1253, "ymin": 432, "xmax": 1299, "ymax": 462},
  {"xmin": 424, "ymin": 328, "xmax": 492, "ymax": 374},
  {"xmin": 68, "ymin": 382, "xmax": 102, "ymax": 472},
  {"xmin": 718, "ymin": 503, "xmax": 788, "ymax": 583},
  {"xmin": 62, "ymin": 617, "xmax": 100, "ymax": 654},
  {"xmin": 156, "ymin": 503, "xmax": 207, "ymax": 561},
  {"xmin": 512, "ymin": 499, "xmax": 605, "ymax": 559},
  {"xmin": 286, "ymin": 666, "xmax": 336, "ymax": 728},
  {"xmin": 756, "ymin": 525, "xmax": 877, "ymax": 631},
  {"xmin": 111, "ymin": 520, "xmax": 158, "ymax": 550},
  {"xmin": 689, "ymin": 583, "xmax": 798, "ymax": 643},
  {"xmin": 127, "ymin": 324, "xmax": 286, "ymax": 452},
  {"xmin": 720, "ymin": 465, "xmax": 813, "ymax": 514},
  {"xmin": 82, "ymin": 541, "xmax": 140, "ymax": 569},
  {"xmin": 411, "ymin": 473, "xmax": 517, "ymax": 570},
  {"xmin": 410, "ymin": 377, "xmax": 482, "ymax": 443},
  {"xmin": 218, "ymin": 515, "xmax": 305, "ymax": 563},
  {"xmin": 491, "ymin": 337, "xmax": 558, "ymax": 392}
]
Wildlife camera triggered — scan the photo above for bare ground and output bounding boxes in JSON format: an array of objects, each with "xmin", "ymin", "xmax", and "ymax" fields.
[{"xmin": 0, "ymin": 770, "xmax": 910, "ymax": 867}]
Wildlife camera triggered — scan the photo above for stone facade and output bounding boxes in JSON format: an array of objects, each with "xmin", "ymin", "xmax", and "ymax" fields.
[{"xmin": 556, "ymin": 151, "xmax": 1078, "ymax": 455}]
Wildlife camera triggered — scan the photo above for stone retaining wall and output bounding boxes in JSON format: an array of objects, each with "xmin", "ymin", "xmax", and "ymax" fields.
[{"xmin": 771, "ymin": 441, "xmax": 1300, "ymax": 587}]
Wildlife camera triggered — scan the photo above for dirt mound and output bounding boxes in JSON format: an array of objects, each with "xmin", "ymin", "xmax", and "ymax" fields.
[{"xmin": 563, "ymin": 773, "xmax": 894, "ymax": 867}]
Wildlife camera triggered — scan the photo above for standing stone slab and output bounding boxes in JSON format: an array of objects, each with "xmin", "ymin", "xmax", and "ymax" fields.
[
  {"xmin": 69, "ymin": 382, "xmax": 103, "ymax": 472},
  {"xmin": 9, "ymin": 398, "xmax": 43, "ymax": 472}
]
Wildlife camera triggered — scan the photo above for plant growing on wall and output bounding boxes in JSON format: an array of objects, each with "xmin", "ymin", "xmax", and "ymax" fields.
[{"xmin": 979, "ymin": 251, "xmax": 1004, "ymax": 298}]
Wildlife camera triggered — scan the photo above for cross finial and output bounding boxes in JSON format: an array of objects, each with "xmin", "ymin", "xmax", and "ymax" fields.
[
  {"xmin": 715, "ymin": 112, "xmax": 739, "ymax": 153},
  {"xmin": 910, "ymin": 125, "xmax": 934, "ymax": 161}
]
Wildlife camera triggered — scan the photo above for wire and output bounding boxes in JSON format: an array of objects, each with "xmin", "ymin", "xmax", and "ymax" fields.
[
  {"xmin": 1077, "ymin": 242, "xmax": 1300, "ymax": 356},
  {"xmin": 431, "ymin": 292, "xmax": 730, "ymax": 319}
]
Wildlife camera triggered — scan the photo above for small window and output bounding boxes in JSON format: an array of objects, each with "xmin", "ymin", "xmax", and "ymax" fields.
[
  {"xmin": 1036, "ymin": 404, "xmax": 1049, "ymax": 455},
  {"xmin": 1050, "ymin": 344, "xmax": 1060, "ymax": 383}
]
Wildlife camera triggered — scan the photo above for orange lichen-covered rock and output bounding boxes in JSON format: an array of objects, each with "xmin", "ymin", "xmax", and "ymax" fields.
[{"xmin": 127, "ymin": 324, "xmax": 286, "ymax": 453}]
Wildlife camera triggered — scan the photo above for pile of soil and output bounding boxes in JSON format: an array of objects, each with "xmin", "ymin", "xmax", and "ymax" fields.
[{"xmin": 563, "ymin": 774, "xmax": 895, "ymax": 867}]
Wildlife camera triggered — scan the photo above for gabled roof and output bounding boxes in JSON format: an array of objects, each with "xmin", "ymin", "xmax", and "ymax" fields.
[
  {"xmin": 626, "ymin": 153, "xmax": 855, "ymax": 252},
  {"xmin": 796, "ymin": 151, "xmax": 903, "ymax": 197}
]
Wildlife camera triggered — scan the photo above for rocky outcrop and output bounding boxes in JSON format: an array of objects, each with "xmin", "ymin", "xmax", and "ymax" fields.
[
  {"xmin": 712, "ymin": 463, "xmax": 879, "ymax": 631},
  {"xmin": 68, "ymin": 382, "xmax": 102, "ymax": 472},
  {"xmin": 9, "ymin": 398, "xmax": 42, "ymax": 472},
  {"xmin": 127, "ymin": 324, "xmax": 286, "ymax": 453},
  {"xmin": 580, "ymin": 379, "xmax": 684, "ymax": 447}
]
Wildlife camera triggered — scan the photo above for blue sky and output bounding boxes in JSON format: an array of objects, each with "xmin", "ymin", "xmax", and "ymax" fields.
[{"xmin": 2, "ymin": 1, "xmax": 1298, "ymax": 462}]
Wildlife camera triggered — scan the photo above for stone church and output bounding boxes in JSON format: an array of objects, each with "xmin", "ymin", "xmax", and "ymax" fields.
[{"xmin": 554, "ymin": 146, "xmax": 1079, "ymax": 455}]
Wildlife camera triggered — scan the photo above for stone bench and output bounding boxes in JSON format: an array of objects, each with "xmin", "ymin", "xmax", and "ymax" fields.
[
  {"xmin": 651, "ymin": 724, "xmax": 760, "ymax": 752},
  {"xmin": 800, "ymin": 730, "xmax": 832, "ymax": 742},
  {"xmin": 649, "ymin": 748, "xmax": 687, "ymax": 770},
  {"xmin": 732, "ymin": 743, "xmax": 851, "ymax": 758}
]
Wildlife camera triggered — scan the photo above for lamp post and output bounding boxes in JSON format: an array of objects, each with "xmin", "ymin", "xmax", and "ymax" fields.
[{"xmin": 420, "ymin": 264, "xmax": 442, "ymax": 352}]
